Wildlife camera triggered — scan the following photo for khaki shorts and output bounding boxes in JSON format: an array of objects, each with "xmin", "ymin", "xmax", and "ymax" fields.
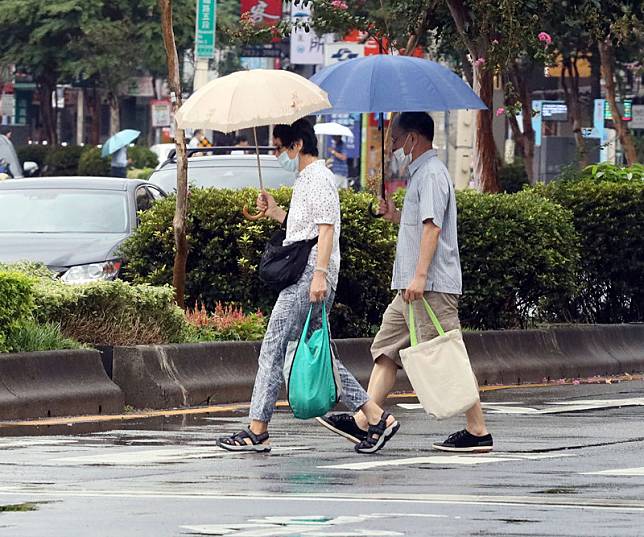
[{"xmin": 371, "ymin": 291, "xmax": 461, "ymax": 368}]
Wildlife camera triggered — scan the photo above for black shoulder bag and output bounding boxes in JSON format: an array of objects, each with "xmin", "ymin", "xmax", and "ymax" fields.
[{"xmin": 259, "ymin": 212, "xmax": 318, "ymax": 292}]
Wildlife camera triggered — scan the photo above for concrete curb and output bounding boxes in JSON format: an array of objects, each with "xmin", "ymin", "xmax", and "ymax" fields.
[
  {"xmin": 110, "ymin": 324, "xmax": 644, "ymax": 410},
  {"xmin": 0, "ymin": 349, "xmax": 124, "ymax": 420}
]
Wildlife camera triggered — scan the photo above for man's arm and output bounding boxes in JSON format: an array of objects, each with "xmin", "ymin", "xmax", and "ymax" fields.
[{"xmin": 403, "ymin": 219, "xmax": 441, "ymax": 302}]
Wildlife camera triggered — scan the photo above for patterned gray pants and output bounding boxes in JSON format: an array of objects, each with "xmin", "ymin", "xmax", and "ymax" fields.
[{"xmin": 249, "ymin": 266, "xmax": 370, "ymax": 422}]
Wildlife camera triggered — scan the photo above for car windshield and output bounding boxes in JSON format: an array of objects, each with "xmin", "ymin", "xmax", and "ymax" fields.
[{"xmin": 0, "ymin": 189, "xmax": 129, "ymax": 233}]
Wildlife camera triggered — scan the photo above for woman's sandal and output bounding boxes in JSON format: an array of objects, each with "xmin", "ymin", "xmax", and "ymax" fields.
[
  {"xmin": 354, "ymin": 411, "xmax": 400, "ymax": 454},
  {"xmin": 216, "ymin": 427, "xmax": 271, "ymax": 453}
]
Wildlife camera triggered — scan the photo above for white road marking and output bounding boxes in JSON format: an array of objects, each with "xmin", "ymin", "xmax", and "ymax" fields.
[
  {"xmin": 582, "ymin": 467, "xmax": 644, "ymax": 476},
  {"xmin": 319, "ymin": 456, "xmax": 517, "ymax": 470},
  {"xmin": 46, "ymin": 445, "xmax": 311, "ymax": 466},
  {"xmin": 0, "ymin": 439, "xmax": 78, "ymax": 449},
  {"xmin": 0, "ymin": 488, "xmax": 642, "ymax": 512},
  {"xmin": 398, "ymin": 397, "xmax": 644, "ymax": 415}
]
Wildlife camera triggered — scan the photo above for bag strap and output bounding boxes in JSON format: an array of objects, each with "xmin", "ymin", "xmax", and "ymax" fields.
[
  {"xmin": 408, "ymin": 297, "xmax": 445, "ymax": 346},
  {"xmin": 301, "ymin": 302, "xmax": 327, "ymax": 343}
]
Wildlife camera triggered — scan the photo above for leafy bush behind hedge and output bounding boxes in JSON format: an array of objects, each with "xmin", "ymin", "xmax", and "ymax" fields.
[
  {"xmin": 78, "ymin": 147, "xmax": 111, "ymax": 176},
  {"xmin": 541, "ymin": 176, "xmax": 644, "ymax": 323},
  {"xmin": 0, "ymin": 271, "xmax": 35, "ymax": 351},
  {"xmin": 121, "ymin": 187, "xmax": 580, "ymax": 333}
]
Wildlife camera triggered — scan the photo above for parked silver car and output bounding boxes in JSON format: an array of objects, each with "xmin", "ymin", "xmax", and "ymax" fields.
[{"xmin": 148, "ymin": 147, "xmax": 297, "ymax": 192}]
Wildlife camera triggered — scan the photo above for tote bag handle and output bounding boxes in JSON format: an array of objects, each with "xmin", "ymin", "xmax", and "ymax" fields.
[
  {"xmin": 301, "ymin": 302, "xmax": 328, "ymax": 343},
  {"xmin": 408, "ymin": 297, "xmax": 445, "ymax": 346}
]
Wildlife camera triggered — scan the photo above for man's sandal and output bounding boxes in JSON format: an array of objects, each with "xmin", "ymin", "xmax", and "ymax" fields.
[
  {"xmin": 216, "ymin": 427, "xmax": 271, "ymax": 453},
  {"xmin": 354, "ymin": 411, "xmax": 400, "ymax": 454}
]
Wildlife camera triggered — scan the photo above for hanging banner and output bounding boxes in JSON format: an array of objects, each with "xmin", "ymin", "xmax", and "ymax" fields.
[
  {"xmin": 195, "ymin": 0, "xmax": 217, "ymax": 59},
  {"xmin": 240, "ymin": 0, "xmax": 281, "ymax": 25},
  {"xmin": 324, "ymin": 42, "xmax": 363, "ymax": 66},
  {"xmin": 290, "ymin": 2, "xmax": 325, "ymax": 65}
]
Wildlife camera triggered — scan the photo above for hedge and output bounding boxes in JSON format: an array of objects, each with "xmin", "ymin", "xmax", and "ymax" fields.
[
  {"xmin": 78, "ymin": 147, "xmax": 110, "ymax": 176},
  {"xmin": 128, "ymin": 146, "xmax": 158, "ymax": 169},
  {"xmin": 16, "ymin": 145, "xmax": 51, "ymax": 173},
  {"xmin": 540, "ymin": 174, "xmax": 644, "ymax": 323},
  {"xmin": 121, "ymin": 187, "xmax": 580, "ymax": 334},
  {"xmin": 31, "ymin": 278, "xmax": 189, "ymax": 346},
  {"xmin": 0, "ymin": 271, "xmax": 35, "ymax": 351},
  {"xmin": 44, "ymin": 145, "xmax": 85, "ymax": 176}
]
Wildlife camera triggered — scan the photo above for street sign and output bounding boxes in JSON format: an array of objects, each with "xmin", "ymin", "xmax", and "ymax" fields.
[
  {"xmin": 603, "ymin": 99, "xmax": 632, "ymax": 122},
  {"xmin": 1, "ymin": 93, "xmax": 15, "ymax": 116},
  {"xmin": 290, "ymin": 2, "xmax": 326, "ymax": 65},
  {"xmin": 240, "ymin": 44, "xmax": 282, "ymax": 58},
  {"xmin": 195, "ymin": 0, "xmax": 217, "ymax": 59},
  {"xmin": 324, "ymin": 42, "xmax": 363, "ymax": 66},
  {"xmin": 240, "ymin": 0, "xmax": 281, "ymax": 25},
  {"xmin": 151, "ymin": 100, "xmax": 172, "ymax": 127},
  {"xmin": 630, "ymin": 105, "xmax": 644, "ymax": 130},
  {"xmin": 541, "ymin": 101, "xmax": 568, "ymax": 122}
]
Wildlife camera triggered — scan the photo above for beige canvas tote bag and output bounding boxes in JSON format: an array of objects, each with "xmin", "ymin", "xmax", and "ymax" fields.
[{"xmin": 400, "ymin": 298, "xmax": 480, "ymax": 419}]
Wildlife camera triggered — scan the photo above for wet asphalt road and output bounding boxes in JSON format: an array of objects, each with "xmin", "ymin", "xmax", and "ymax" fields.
[{"xmin": 1, "ymin": 380, "xmax": 644, "ymax": 537}]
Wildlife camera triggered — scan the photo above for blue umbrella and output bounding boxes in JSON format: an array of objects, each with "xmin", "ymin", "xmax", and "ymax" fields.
[
  {"xmin": 310, "ymin": 54, "xmax": 486, "ymax": 112},
  {"xmin": 311, "ymin": 55, "xmax": 485, "ymax": 210},
  {"xmin": 101, "ymin": 129, "xmax": 141, "ymax": 158}
]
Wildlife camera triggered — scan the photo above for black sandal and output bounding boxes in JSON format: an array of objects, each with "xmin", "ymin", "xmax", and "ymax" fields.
[
  {"xmin": 216, "ymin": 427, "xmax": 271, "ymax": 453},
  {"xmin": 354, "ymin": 411, "xmax": 400, "ymax": 454}
]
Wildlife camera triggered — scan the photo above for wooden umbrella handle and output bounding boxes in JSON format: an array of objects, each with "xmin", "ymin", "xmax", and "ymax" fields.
[{"xmin": 242, "ymin": 206, "xmax": 266, "ymax": 221}]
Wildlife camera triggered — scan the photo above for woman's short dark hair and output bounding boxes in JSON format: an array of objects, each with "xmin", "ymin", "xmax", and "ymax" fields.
[
  {"xmin": 397, "ymin": 112, "xmax": 434, "ymax": 142},
  {"xmin": 273, "ymin": 118, "xmax": 319, "ymax": 156}
]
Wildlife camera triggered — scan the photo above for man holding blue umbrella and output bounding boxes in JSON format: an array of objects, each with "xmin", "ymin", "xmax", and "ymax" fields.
[
  {"xmin": 318, "ymin": 111, "xmax": 493, "ymax": 453},
  {"xmin": 101, "ymin": 129, "xmax": 140, "ymax": 178}
]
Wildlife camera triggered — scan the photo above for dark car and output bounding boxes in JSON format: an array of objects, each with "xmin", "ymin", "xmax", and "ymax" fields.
[{"xmin": 0, "ymin": 177, "xmax": 165, "ymax": 283}]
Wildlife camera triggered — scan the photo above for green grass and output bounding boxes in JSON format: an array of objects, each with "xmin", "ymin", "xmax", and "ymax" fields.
[{"xmin": 6, "ymin": 321, "xmax": 85, "ymax": 353}]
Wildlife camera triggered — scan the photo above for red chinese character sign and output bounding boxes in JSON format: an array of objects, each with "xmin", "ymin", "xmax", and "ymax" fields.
[{"xmin": 240, "ymin": 0, "xmax": 281, "ymax": 26}]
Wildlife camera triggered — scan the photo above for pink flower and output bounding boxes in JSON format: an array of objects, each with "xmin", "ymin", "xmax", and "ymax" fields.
[
  {"xmin": 538, "ymin": 32, "xmax": 552, "ymax": 45},
  {"xmin": 495, "ymin": 107, "xmax": 505, "ymax": 116},
  {"xmin": 331, "ymin": 0, "xmax": 348, "ymax": 9},
  {"xmin": 473, "ymin": 57, "xmax": 485, "ymax": 68},
  {"xmin": 572, "ymin": 379, "xmax": 581, "ymax": 385},
  {"xmin": 492, "ymin": 39, "xmax": 499, "ymax": 45}
]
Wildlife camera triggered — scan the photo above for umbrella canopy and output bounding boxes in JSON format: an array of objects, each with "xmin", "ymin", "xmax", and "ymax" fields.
[
  {"xmin": 176, "ymin": 69, "xmax": 331, "ymax": 133},
  {"xmin": 314, "ymin": 122, "xmax": 354, "ymax": 138},
  {"xmin": 310, "ymin": 55, "xmax": 486, "ymax": 113},
  {"xmin": 101, "ymin": 129, "xmax": 140, "ymax": 158}
]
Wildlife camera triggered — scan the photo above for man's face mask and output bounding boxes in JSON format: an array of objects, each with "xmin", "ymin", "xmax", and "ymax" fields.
[{"xmin": 392, "ymin": 134, "xmax": 415, "ymax": 172}]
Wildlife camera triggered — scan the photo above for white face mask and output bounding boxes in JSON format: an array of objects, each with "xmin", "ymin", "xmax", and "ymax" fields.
[
  {"xmin": 277, "ymin": 149, "xmax": 299, "ymax": 173},
  {"xmin": 393, "ymin": 135, "xmax": 414, "ymax": 172}
]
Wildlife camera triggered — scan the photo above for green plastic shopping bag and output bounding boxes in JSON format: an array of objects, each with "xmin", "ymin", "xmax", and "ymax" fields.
[{"xmin": 283, "ymin": 302, "xmax": 341, "ymax": 419}]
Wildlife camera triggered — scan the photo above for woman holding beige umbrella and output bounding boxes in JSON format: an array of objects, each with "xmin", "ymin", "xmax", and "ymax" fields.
[{"xmin": 217, "ymin": 118, "xmax": 399, "ymax": 454}]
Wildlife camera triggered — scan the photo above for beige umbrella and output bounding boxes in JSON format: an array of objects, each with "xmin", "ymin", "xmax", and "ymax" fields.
[{"xmin": 176, "ymin": 69, "xmax": 330, "ymax": 218}]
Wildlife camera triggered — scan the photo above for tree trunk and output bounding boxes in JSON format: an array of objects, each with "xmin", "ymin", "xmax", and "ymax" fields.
[
  {"xmin": 561, "ymin": 56, "xmax": 587, "ymax": 167},
  {"xmin": 159, "ymin": 0, "xmax": 189, "ymax": 308},
  {"xmin": 445, "ymin": 0, "xmax": 499, "ymax": 192},
  {"xmin": 598, "ymin": 39, "xmax": 638, "ymax": 165},
  {"xmin": 108, "ymin": 92, "xmax": 120, "ymax": 136},
  {"xmin": 89, "ymin": 87, "xmax": 101, "ymax": 146},
  {"xmin": 473, "ymin": 62, "xmax": 499, "ymax": 192},
  {"xmin": 508, "ymin": 66, "xmax": 536, "ymax": 184},
  {"xmin": 37, "ymin": 80, "xmax": 57, "ymax": 145}
]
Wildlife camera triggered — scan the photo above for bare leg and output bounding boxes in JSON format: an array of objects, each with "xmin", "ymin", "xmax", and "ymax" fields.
[
  {"xmin": 354, "ymin": 355, "xmax": 398, "ymax": 429},
  {"xmin": 465, "ymin": 401, "xmax": 488, "ymax": 436}
]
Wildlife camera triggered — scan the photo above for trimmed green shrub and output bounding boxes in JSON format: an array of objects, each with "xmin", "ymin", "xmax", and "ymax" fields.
[
  {"xmin": 128, "ymin": 146, "xmax": 158, "ymax": 169},
  {"xmin": 16, "ymin": 144, "xmax": 51, "ymax": 171},
  {"xmin": 541, "ymin": 176, "xmax": 644, "ymax": 323},
  {"xmin": 456, "ymin": 189, "xmax": 579, "ymax": 329},
  {"xmin": 78, "ymin": 147, "xmax": 110, "ymax": 176},
  {"xmin": 0, "ymin": 271, "xmax": 35, "ymax": 351},
  {"xmin": 31, "ymin": 279, "xmax": 189, "ymax": 346},
  {"xmin": 127, "ymin": 167, "xmax": 154, "ymax": 180},
  {"xmin": 578, "ymin": 162, "xmax": 644, "ymax": 183},
  {"xmin": 6, "ymin": 321, "xmax": 85, "ymax": 352},
  {"xmin": 121, "ymin": 187, "xmax": 579, "ymax": 334},
  {"xmin": 44, "ymin": 145, "xmax": 85, "ymax": 176}
]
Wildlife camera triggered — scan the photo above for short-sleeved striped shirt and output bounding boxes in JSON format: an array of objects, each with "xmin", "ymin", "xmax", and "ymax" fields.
[{"xmin": 391, "ymin": 149, "xmax": 462, "ymax": 294}]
